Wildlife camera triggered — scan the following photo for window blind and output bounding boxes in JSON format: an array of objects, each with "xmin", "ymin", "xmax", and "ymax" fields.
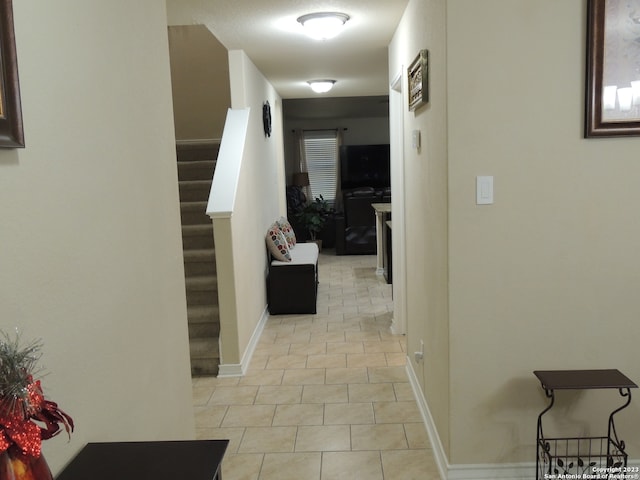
[{"xmin": 303, "ymin": 130, "xmax": 338, "ymax": 204}]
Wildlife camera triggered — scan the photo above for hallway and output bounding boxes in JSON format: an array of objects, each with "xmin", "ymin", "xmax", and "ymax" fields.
[{"xmin": 192, "ymin": 252, "xmax": 439, "ymax": 479}]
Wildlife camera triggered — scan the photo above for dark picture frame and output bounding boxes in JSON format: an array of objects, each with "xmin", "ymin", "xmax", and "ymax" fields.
[
  {"xmin": 585, "ymin": 0, "xmax": 640, "ymax": 138},
  {"xmin": 0, "ymin": 0, "xmax": 24, "ymax": 147},
  {"xmin": 408, "ymin": 49, "xmax": 429, "ymax": 112}
]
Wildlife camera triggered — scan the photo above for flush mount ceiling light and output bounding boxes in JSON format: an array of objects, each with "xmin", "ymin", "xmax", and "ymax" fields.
[
  {"xmin": 297, "ymin": 12, "xmax": 350, "ymax": 40},
  {"xmin": 308, "ymin": 80, "xmax": 336, "ymax": 93}
]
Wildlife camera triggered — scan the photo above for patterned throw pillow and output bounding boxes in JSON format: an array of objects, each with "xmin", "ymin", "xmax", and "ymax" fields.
[
  {"xmin": 277, "ymin": 217, "xmax": 297, "ymax": 247},
  {"xmin": 266, "ymin": 223, "xmax": 291, "ymax": 262}
]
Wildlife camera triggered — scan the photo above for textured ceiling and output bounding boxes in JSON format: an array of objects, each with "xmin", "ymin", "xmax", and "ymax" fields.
[{"xmin": 166, "ymin": 0, "xmax": 408, "ymax": 99}]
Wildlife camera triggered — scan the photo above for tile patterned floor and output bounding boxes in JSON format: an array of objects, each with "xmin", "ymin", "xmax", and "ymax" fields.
[{"xmin": 192, "ymin": 252, "xmax": 440, "ymax": 480}]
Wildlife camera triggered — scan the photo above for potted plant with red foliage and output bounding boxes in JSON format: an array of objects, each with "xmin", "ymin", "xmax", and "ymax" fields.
[{"xmin": 0, "ymin": 332, "xmax": 73, "ymax": 479}]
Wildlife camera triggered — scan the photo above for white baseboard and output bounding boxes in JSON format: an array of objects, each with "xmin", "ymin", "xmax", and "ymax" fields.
[
  {"xmin": 405, "ymin": 360, "xmax": 449, "ymax": 479},
  {"xmin": 406, "ymin": 361, "xmax": 538, "ymax": 480},
  {"xmin": 447, "ymin": 463, "xmax": 534, "ymax": 480},
  {"xmin": 389, "ymin": 321, "xmax": 403, "ymax": 335},
  {"xmin": 407, "ymin": 361, "xmax": 640, "ymax": 479},
  {"xmin": 448, "ymin": 460, "xmax": 640, "ymax": 480},
  {"xmin": 216, "ymin": 362, "xmax": 243, "ymax": 377},
  {"xmin": 217, "ymin": 307, "xmax": 269, "ymax": 378}
]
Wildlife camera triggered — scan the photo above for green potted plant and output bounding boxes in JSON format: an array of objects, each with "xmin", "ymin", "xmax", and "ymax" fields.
[{"xmin": 295, "ymin": 195, "xmax": 331, "ymax": 248}]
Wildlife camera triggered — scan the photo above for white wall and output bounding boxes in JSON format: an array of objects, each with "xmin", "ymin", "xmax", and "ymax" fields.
[
  {"xmin": 389, "ymin": 0, "xmax": 450, "ymax": 461},
  {"xmin": 0, "ymin": 1, "xmax": 195, "ymax": 474},
  {"xmin": 448, "ymin": 0, "xmax": 640, "ymax": 465},
  {"xmin": 392, "ymin": 0, "xmax": 640, "ymax": 471},
  {"xmin": 168, "ymin": 25, "xmax": 231, "ymax": 141},
  {"xmin": 215, "ymin": 50, "xmax": 285, "ymax": 369}
]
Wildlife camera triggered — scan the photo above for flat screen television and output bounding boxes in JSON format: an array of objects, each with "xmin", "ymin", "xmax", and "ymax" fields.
[{"xmin": 339, "ymin": 144, "xmax": 390, "ymax": 190}]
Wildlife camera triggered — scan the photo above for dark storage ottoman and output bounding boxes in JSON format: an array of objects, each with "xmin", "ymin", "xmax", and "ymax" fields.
[{"xmin": 267, "ymin": 242, "xmax": 319, "ymax": 314}]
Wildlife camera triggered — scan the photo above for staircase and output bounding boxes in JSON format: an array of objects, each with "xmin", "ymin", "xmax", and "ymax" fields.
[{"xmin": 177, "ymin": 143, "xmax": 220, "ymax": 376}]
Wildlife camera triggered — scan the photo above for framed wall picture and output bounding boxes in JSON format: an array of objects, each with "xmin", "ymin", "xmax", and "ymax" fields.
[
  {"xmin": 0, "ymin": 0, "xmax": 24, "ymax": 148},
  {"xmin": 585, "ymin": 0, "xmax": 640, "ymax": 137},
  {"xmin": 408, "ymin": 49, "xmax": 429, "ymax": 112}
]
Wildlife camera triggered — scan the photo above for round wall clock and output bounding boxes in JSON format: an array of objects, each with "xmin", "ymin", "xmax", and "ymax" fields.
[{"xmin": 263, "ymin": 101, "xmax": 272, "ymax": 137}]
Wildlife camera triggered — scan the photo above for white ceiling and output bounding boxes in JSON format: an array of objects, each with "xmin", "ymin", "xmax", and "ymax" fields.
[{"xmin": 166, "ymin": 0, "xmax": 409, "ymax": 99}]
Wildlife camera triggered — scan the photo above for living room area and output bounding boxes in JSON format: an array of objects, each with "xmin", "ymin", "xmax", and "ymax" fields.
[{"xmin": 282, "ymin": 95, "xmax": 392, "ymax": 258}]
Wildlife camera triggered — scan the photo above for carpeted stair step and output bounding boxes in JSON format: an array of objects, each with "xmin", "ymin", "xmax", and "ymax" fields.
[
  {"xmin": 182, "ymin": 224, "xmax": 214, "ymax": 250},
  {"xmin": 184, "ymin": 248, "xmax": 216, "ymax": 276},
  {"xmin": 179, "ymin": 180, "xmax": 211, "ymax": 202},
  {"xmin": 188, "ymin": 305, "xmax": 220, "ymax": 338},
  {"xmin": 184, "ymin": 248, "xmax": 216, "ymax": 263},
  {"xmin": 185, "ymin": 275, "xmax": 218, "ymax": 306},
  {"xmin": 186, "ymin": 274, "xmax": 217, "ymax": 290},
  {"xmin": 180, "ymin": 201, "xmax": 210, "ymax": 225},
  {"xmin": 176, "ymin": 144, "xmax": 220, "ymax": 162},
  {"xmin": 189, "ymin": 337, "xmax": 219, "ymax": 377},
  {"xmin": 177, "ymin": 160, "xmax": 216, "ymax": 182}
]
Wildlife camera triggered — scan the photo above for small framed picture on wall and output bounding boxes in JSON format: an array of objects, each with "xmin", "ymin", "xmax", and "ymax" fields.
[{"xmin": 408, "ymin": 49, "xmax": 429, "ymax": 112}]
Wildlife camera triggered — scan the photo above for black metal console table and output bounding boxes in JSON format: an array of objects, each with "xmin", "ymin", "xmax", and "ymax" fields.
[{"xmin": 534, "ymin": 369, "xmax": 637, "ymax": 480}]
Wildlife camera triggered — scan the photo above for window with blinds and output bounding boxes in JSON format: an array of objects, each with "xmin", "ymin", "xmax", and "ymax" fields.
[{"xmin": 303, "ymin": 130, "xmax": 338, "ymax": 204}]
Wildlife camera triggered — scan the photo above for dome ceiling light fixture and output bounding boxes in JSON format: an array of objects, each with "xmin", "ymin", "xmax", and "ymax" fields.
[
  {"xmin": 308, "ymin": 80, "xmax": 336, "ymax": 93},
  {"xmin": 297, "ymin": 12, "xmax": 350, "ymax": 40}
]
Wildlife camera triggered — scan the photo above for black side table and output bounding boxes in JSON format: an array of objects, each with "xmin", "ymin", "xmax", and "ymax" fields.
[
  {"xmin": 56, "ymin": 440, "xmax": 229, "ymax": 480},
  {"xmin": 534, "ymin": 369, "xmax": 637, "ymax": 480}
]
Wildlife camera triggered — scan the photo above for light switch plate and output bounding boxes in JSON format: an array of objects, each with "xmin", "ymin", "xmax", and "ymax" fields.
[
  {"xmin": 476, "ymin": 176, "xmax": 494, "ymax": 205},
  {"xmin": 412, "ymin": 130, "xmax": 421, "ymax": 149}
]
